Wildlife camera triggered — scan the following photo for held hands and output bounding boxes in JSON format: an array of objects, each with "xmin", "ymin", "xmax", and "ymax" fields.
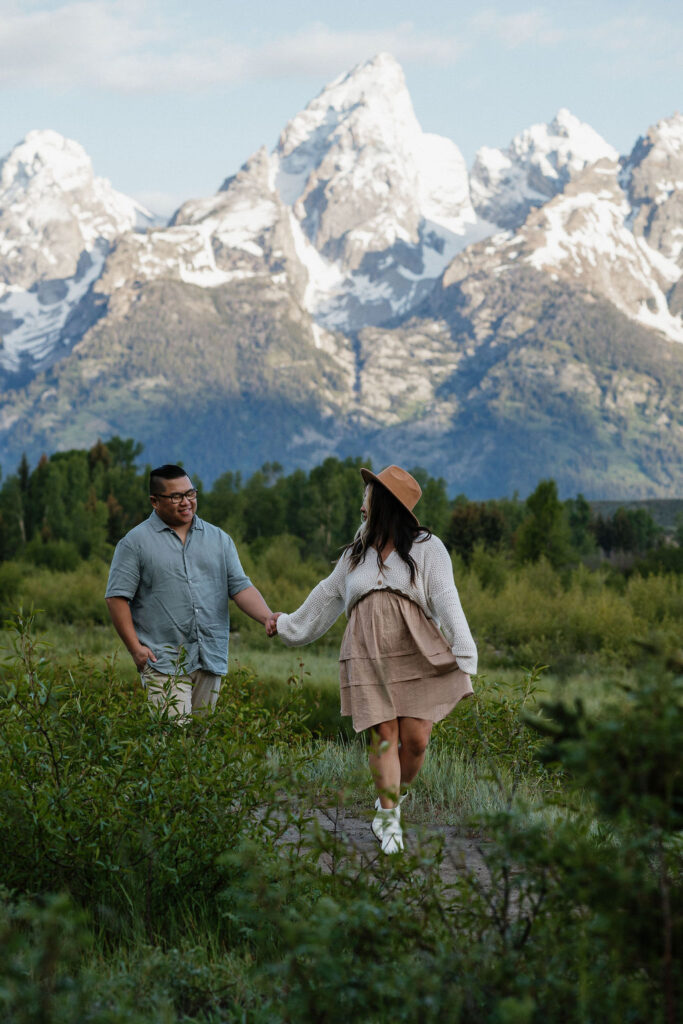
[{"xmin": 265, "ymin": 612, "xmax": 282, "ymax": 638}]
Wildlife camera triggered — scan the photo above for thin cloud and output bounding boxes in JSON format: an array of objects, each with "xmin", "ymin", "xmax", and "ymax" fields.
[
  {"xmin": 584, "ymin": 12, "xmax": 683, "ymax": 58},
  {"xmin": 2, "ymin": 2, "xmax": 674, "ymax": 96},
  {"xmin": 0, "ymin": 0, "xmax": 163, "ymax": 88},
  {"xmin": 254, "ymin": 23, "xmax": 466, "ymax": 77},
  {"xmin": 568, "ymin": 12, "xmax": 683, "ymax": 80},
  {"xmin": 0, "ymin": 4, "xmax": 465, "ymax": 92},
  {"xmin": 469, "ymin": 8, "xmax": 564, "ymax": 48}
]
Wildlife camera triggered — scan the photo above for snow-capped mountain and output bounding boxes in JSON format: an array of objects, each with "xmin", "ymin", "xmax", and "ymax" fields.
[
  {"xmin": 460, "ymin": 114, "xmax": 683, "ymax": 342},
  {"xmin": 0, "ymin": 57, "xmax": 682, "ymax": 496},
  {"xmin": 0, "ymin": 130, "xmax": 151, "ymax": 374},
  {"xmin": 621, "ymin": 113, "xmax": 683, "ymax": 265},
  {"xmin": 470, "ymin": 108, "xmax": 618, "ymax": 230},
  {"xmin": 270, "ymin": 52, "xmax": 491, "ymax": 328},
  {"xmin": 92, "ymin": 54, "xmax": 493, "ymax": 334}
]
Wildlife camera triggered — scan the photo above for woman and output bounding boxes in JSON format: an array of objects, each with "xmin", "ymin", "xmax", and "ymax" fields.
[{"xmin": 265, "ymin": 465, "xmax": 477, "ymax": 855}]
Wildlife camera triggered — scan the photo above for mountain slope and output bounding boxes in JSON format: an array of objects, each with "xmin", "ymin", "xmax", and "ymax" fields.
[
  {"xmin": 351, "ymin": 264, "xmax": 683, "ymax": 497},
  {"xmin": 0, "ymin": 130, "xmax": 152, "ymax": 380},
  {"xmin": 470, "ymin": 108, "xmax": 618, "ymax": 230},
  {"xmin": 270, "ymin": 52, "xmax": 492, "ymax": 329},
  {"xmin": 0, "ymin": 57, "xmax": 682, "ymax": 496}
]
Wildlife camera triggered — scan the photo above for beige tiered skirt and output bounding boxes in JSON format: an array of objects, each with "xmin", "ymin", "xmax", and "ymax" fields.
[{"xmin": 339, "ymin": 589, "xmax": 473, "ymax": 733}]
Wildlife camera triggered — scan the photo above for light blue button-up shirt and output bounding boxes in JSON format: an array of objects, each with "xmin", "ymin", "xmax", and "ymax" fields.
[{"xmin": 105, "ymin": 511, "xmax": 252, "ymax": 675}]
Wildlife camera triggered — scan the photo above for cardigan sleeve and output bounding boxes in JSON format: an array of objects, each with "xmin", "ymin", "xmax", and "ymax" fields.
[
  {"xmin": 276, "ymin": 555, "xmax": 347, "ymax": 647},
  {"xmin": 422, "ymin": 537, "xmax": 478, "ymax": 674}
]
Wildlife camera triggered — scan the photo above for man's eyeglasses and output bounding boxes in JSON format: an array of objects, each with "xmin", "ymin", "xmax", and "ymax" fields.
[{"xmin": 153, "ymin": 488, "xmax": 198, "ymax": 505}]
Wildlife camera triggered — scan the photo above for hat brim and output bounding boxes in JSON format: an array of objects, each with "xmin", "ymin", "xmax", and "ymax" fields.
[{"xmin": 360, "ymin": 467, "xmax": 420, "ymax": 526}]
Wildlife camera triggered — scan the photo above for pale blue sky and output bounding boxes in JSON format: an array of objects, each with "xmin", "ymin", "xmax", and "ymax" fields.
[{"xmin": 1, "ymin": 0, "xmax": 681, "ymax": 216}]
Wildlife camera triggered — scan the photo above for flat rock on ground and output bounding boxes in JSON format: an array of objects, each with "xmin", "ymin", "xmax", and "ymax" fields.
[{"xmin": 279, "ymin": 806, "xmax": 491, "ymax": 887}]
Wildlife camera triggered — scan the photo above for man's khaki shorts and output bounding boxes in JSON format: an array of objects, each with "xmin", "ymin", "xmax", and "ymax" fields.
[{"xmin": 140, "ymin": 665, "xmax": 222, "ymax": 718}]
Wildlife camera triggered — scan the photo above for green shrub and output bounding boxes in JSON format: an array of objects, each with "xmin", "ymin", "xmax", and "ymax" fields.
[
  {"xmin": 0, "ymin": 889, "xmax": 254, "ymax": 1023},
  {"xmin": 0, "ymin": 891, "xmax": 93, "ymax": 1024},
  {"xmin": 0, "ymin": 561, "xmax": 25, "ymax": 617},
  {"xmin": 459, "ymin": 556, "xmax": 682, "ymax": 668},
  {"xmin": 9, "ymin": 561, "xmax": 110, "ymax": 625},
  {"xmin": 0, "ymin": 613, "xmax": 310, "ymax": 942},
  {"xmin": 24, "ymin": 537, "xmax": 81, "ymax": 572},
  {"xmin": 0, "ymin": 619, "xmax": 681, "ymax": 1021}
]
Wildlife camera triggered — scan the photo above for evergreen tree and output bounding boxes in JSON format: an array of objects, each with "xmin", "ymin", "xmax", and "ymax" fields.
[
  {"xmin": 444, "ymin": 502, "xmax": 505, "ymax": 563},
  {"xmin": 515, "ymin": 479, "xmax": 572, "ymax": 566}
]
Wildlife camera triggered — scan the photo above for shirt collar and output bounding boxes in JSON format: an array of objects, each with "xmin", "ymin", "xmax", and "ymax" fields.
[{"xmin": 149, "ymin": 510, "xmax": 204, "ymax": 532}]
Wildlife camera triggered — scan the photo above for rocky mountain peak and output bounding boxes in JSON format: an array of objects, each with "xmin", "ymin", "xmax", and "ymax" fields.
[
  {"xmin": 470, "ymin": 109, "xmax": 618, "ymax": 230},
  {"xmin": 0, "ymin": 130, "xmax": 151, "ymax": 290},
  {"xmin": 273, "ymin": 52, "xmax": 423, "ymax": 248},
  {"xmin": 275, "ymin": 52, "xmax": 418, "ymax": 170},
  {"xmin": 269, "ymin": 52, "xmax": 480, "ymax": 329},
  {"xmin": 0, "ymin": 129, "xmax": 94, "ymax": 198},
  {"xmin": 0, "ymin": 130, "xmax": 152, "ymax": 375},
  {"xmin": 621, "ymin": 112, "xmax": 683, "ymax": 264}
]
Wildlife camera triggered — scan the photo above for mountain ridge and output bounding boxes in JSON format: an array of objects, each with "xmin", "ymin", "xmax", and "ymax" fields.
[{"xmin": 0, "ymin": 54, "xmax": 681, "ymax": 497}]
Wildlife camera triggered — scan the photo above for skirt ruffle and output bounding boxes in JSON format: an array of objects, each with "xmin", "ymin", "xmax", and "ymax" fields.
[{"xmin": 338, "ymin": 589, "xmax": 473, "ymax": 732}]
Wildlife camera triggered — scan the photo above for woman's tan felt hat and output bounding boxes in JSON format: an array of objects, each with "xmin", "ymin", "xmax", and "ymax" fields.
[{"xmin": 360, "ymin": 465, "xmax": 422, "ymax": 525}]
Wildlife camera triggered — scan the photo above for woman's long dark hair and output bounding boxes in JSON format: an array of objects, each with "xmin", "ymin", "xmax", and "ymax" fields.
[{"xmin": 345, "ymin": 481, "xmax": 431, "ymax": 585}]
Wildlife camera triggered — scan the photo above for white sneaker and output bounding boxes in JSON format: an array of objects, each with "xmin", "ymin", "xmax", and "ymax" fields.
[
  {"xmin": 380, "ymin": 809, "xmax": 404, "ymax": 855},
  {"xmin": 371, "ymin": 798, "xmax": 386, "ymax": 844},
  {"xmin": 371, "ymin": 803, "xmax": 404, "ymax": 854}
]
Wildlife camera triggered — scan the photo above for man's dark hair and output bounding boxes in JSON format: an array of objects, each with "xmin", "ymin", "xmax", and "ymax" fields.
[{"xmin": 150, "ymin": 464, "xmax": 188, "ymax": 494}]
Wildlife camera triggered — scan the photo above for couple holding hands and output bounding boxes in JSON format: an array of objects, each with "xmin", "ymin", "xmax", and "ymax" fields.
[{"xmin": 106, "ymin": 463, "xmax": 476, "ymax": 856}]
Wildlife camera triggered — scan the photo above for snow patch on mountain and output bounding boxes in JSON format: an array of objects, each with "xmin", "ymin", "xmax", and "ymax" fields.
[
  {"xmin": 520, "ymin": 163, "xmax": 683, "ymax": 342},
  {"xmin": 0, "ymin": 243, "xmax": 107, "ymax": 372},
  {"xmin": 270, "ymin": 53, "xmax": 492, "ymax": 328},
  {"xmin": 620, "ymin": 114, "xmax": 683, "ymax": 265},
  {"xmin": 0, "ymin": 130, "xmax": 151, "ymax": 267},
  {"xmin": 0, "ymin": 130, "xmax": 153, "ymax": 373},
  {"xmin": 471, "ymin": 109, "xmax": 618, "ymax": 230}
]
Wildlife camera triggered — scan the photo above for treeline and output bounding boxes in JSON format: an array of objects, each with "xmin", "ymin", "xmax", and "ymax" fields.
[{"xmin": 0, "ymin": 438, "xmax": 680, "ymax": 572}]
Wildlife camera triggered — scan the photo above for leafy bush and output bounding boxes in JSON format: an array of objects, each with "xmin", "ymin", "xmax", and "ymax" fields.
[
  {"xmin": 24, "ymin": 537, "xmax": 81, "ymax": 572},
  {"xmin": 0, "ymin": 889, "xmax": 254, "ymax": 1022},
  {"xmin": 0, "ymin": 891, "xmax": 93, "ymax": 1024},
  {"xmin": 0, "ymin": 613, "xmax": 310, "ymax": 941},
  {"xmin": 460, "ymin": 557, "xmax": 682, "ymax": 668},
  {"xmin": 7, "ymin": 561, "xmax": 112, "ymax": 625}
]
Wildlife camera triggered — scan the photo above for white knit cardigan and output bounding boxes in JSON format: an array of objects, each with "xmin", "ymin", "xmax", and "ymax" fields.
[{"xmin": 276, "ymin": 535, "xmax": 477, "ymax": 675}]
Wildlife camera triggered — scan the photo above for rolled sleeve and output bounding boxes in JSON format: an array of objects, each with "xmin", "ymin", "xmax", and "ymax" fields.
[
  {"xmin": 105, "ymin": 537, "xmax": 141, "ymax": 600},
  {"xmin": 224, "ymin": 536, "xmax": 252, "ymax": 597}
]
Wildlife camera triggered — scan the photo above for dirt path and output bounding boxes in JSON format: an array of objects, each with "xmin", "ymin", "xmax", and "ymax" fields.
[{"xmin": 283, "ymin": 806, "xmax": 491, "ymax": 887}]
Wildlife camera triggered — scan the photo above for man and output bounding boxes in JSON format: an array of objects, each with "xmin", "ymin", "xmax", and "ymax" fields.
[{"xmin": 105, "ymin": 464, "xmax": 272, "ymax": 717}]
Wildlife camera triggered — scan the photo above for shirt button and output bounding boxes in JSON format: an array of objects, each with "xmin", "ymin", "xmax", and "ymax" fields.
[{"xmin": 377, "ymin": 579, "xmax": 383, "ymax": 586}]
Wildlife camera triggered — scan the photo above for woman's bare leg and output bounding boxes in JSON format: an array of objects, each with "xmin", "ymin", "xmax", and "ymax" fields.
[
  {"xmin": 398, "ymin": 717, "xmax": 433, "ymax": 786},
  {"xmin": 368, "ymin": 719, "xmax": 401, "ymax": 808}
]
